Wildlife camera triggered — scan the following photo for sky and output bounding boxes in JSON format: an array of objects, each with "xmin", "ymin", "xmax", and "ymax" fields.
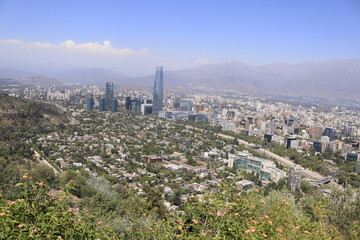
[{"xmin": 0, "ymin": 0, "xmax": 359, "ymax": 76}]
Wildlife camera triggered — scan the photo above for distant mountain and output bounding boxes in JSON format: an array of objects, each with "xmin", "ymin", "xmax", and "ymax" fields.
[
  {"xmin": 128, "ymin": 59, "xmax": 360, "ymax": 98},
  {"xmin": 1, "ymin": 59, "xmax": 359, "ymax": 98},
  {"xmin": 0, "ymin": 68, "xmax": 37, "ymax": 79},
  {"xmin": 0, "ymin": 74, "xmax": 62, "ymax": 87},
  {"xmin": 0, "ymin": 78, "xmax": 22, "ymax": 86},
  {"xmin": 20, "ymin": 75, "xmax": 63, "ymax": 86},
  {"xmin": 51, "ymin": 67, "xmax": 126, "ymax": 85},
  {"xmin": 0, "ymin": 66, "xmax": 126, "ymax": 86}
]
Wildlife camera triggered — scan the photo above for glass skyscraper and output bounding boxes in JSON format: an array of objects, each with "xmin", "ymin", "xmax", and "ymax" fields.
[
  {"xmin": 99, "ymin": 98, "xmax": 106, "ymax": 111},
  {"xmin": 111, "ymin": 99, "xmax": 118, "ymax": 112},
  {"xmin": 152, "ymin": 66, "xmax": 163, "ymax": 116},
  {"xmin": 86, "ymin": 96, "xmax": 94, "ymax": 110},
  {"xmin": 105, "ymin": 82, "xmax": 114, "ymax": 110}
]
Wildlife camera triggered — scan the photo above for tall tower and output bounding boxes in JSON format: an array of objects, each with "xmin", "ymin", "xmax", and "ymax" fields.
[
  {"xmin": 105, "ymin": 82, "xmax": 114, "ymax": 110},
  {"xmin": 152, "ymin": 66, "xmax": 163, "ymax": 116},
  {"xmin": 86, "ymin": 95, "xmax": 94, "ymax": 110},
  {"xmin": 99, "ymin": 98, "xmax": 106, "ymax": 112}
]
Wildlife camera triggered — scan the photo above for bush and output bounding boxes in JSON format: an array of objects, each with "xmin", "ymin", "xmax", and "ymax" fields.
[{"xmin": 0, "ymin": 176, "xmax": 118, "ymax": 239}]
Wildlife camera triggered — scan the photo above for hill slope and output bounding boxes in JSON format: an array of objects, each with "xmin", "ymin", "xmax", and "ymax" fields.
[{"xmin": 0, "ymin": 93, "xmax": 68, "ymax": 141}]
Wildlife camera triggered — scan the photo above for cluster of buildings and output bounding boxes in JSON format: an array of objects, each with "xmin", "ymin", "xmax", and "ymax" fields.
[
  {"xmin": 228, "ymin": 151, "xmax": 286, "ymax": 183},
  {"xmin": 86, "ymin": 66, "xmax": 164, "ymax": 116},
  {"xmin": 87, "ymin": 82, "xmax": 118, "ymax": 112}
]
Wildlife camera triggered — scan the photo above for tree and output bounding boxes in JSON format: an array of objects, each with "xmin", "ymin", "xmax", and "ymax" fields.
[{"xmin": 29, "ymin": 163, "xmax": 58, "ymax": 188}]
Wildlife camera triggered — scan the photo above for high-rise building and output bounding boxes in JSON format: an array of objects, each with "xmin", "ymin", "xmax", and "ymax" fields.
[
  {"xmin": 313, "ymin": 141, "xmax": 325, "ymax": 153},
  {"xmin": 152, "ymin": 66, "xmax": 163, "ymax": 116},
  {"xmin": 131, "ymin": 98, "xmax": 142, "ymax": 112},
  {"xmin": 288, "ymin": 166, "xmax": 302, "ymax": 192},
  {"xmin": 86, "ymin": 96, "xmax": 94, "ymax": 110},
  {"xmin": 99, "ymin": 98, "xmax": 106, "ymax": 111},
  {"xmin": 105, "ymin": 82, "xmax": 114, "ymax": 110},
  {"xmin": 125, "ymin": 96, "xmax": 132, "ymax": 110},
  {"xmin": 323, "ymin": 127, "xmax": 334, "ymax": 140},
  {"xmin": 307, "ymin": 126, "xmax": 324, "ymax": 140},
  {"xmin": 111, "ymin": 99, "xmax": 118, "ymax": 112}
]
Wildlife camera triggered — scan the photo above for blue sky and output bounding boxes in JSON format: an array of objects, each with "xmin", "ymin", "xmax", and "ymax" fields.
[{"xmin": 0, "ymin": 0, "xmax": 359, "ymax": 75}]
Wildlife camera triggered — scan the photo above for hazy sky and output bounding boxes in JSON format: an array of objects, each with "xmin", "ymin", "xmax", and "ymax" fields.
[{"xmin": 0, "ymin": 0, "xmax": 359, "ymax": 76}]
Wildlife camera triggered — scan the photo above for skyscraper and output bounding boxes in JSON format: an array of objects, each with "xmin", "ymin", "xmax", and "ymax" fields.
[
  {"xmin": 86, "ymin": 95, "xmax": 94, "ymax": 110},
  {"xmin": 125, "ymin": 96, "xmax": 132, "ymax": 110},
  {"xmin": 152, "ymin": 66, "xmax": 163, "ymax": 116},
  {"xmin": 99, "ymin": 98, "xmax": 106, "ymax": 112},
  {"xmin": 323, "ymin": 127, "xmax": 334, "ymax": 140},
  {"xmin": 105, "ymin": 82, "xmax": 114, "ymax": 110},
  {"xmin": 111, "ymin": 99, "xmax": 118, "ymax": 112}
]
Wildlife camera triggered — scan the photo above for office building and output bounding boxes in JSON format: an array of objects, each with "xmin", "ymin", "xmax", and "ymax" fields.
[
  {"xmin": 110, "ymin": 99, "xmax": 118, "ymax": 112},
  {"xmin": 188, "ymin": 114, "xmax": 208, "ymax": 123},
  {"xmin": 125, "ymin": 96, "xmax": 132, "ymax": 110},
  {"xmin": 131, "ymin": 98, "xmax": 142, "ymax": 112},
  {"xmin": 230, "ymin": 153, "xmax": 286, "ymax": 182},
  {"xmin": 307, "ymin": 126, "xmax": 324, "ymax": 140},
  {"xmin": 152, "ymin": 66, "xmax": 163, "ymax": 116},
  {"xmin": 264, "ymin": 134, "xmax": 273, "ymax": 142},
  {"xmin": 313, "ymin": 141, "xmax": 325, "ymax": 153},
  {"xmin": 141, "ymin": 103, "xmax": 153, "ymax": 115},
  {"xmin": 105, "ymin": 82, "xmax": 114, "ymax": 110},
  {"xmin": 286, "ymin": 137, "xmax": 299, "ymax": 149},
  {"xmin": 99, "ymin": 98, "xmax": 106, "ymax": 111},
  {"xmin": 323, "ymin": 127, "xmax": 334, "ymax": 140},
  {"xmin": 180, "ymin": 99, "xmax": 193, "ymax": 111},
  {"xmin": 86, "ymin": 96, "xmax": 94, "ymax": 110},
  {"xmin": 346, "ymin": 152, "xmax": 360, "ymax": 162},
  {"xmin": 288, "ymin": 166, "xmax": 302, "ymax": 192},
  {"xmin": 285, "ymin": 118, "xmax": 295, "ymax": 126}
]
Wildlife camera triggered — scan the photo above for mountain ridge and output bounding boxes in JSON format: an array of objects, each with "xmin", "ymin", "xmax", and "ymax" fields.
[{"xmin": 1, "ymin": 59, "xmax": 359, "ymax": 98}]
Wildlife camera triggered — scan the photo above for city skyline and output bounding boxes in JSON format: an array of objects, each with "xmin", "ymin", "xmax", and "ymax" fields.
[{"xmin": 0, "ymin": 1, "xmax": 359, "ymax": 76}]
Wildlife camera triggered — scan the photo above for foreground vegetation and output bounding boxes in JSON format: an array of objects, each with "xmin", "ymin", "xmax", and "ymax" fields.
[{"xmin": 1, "ymin": 176, "xmax": 359, "ymax": 239}]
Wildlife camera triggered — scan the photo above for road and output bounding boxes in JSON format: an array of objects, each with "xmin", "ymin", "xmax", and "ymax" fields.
[
  {"xmin": 188, "ymin": 126, "xmax": 323, "ymax": 180},
  {"xmin": 33, "ymin": 150, "xmax": 60, "ymax": 175}
]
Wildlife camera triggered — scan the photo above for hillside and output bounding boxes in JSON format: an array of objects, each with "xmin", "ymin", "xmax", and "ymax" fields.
[
  {"xmin": 0, "ymin": 93, "xmax": 68, "ymax": 142},
  {"xmin": 20, "ymin": 75, "xmax": 63, "ymax": 86}
]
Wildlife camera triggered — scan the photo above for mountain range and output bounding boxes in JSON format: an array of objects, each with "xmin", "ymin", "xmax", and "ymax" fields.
[{"xmin": 1, "ymin": 59, "xmax": 359, "ymax": 98}]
